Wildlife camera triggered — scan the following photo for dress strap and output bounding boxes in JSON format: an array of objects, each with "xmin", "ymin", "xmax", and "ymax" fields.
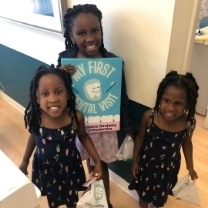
[
  {"xmin": 151, "ymin": 108, "xmax": 156, "ymax": 123},
  {"xmin": 71, "ymin": 113, "xmax": 75, "ymax": 123},
  {"xmin": 70, "ymin": 110, "xmax": 78, "ymax": 132}
]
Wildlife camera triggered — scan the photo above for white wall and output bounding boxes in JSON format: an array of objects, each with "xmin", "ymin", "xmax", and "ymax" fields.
[
  {"xmin": 189, "ymin": 1, "xmax": 208, "ymax": 116},
  {"xmin": 167, "ymin": 0, "xmax": 201, "ymax": 74},
  {"xmin": 68, "ymin": 0, "xmax": 201, "ymax": 107},
  {"xmin": 0, "ymin": 0, "xmax": 200, "ymax": 108},
  {"xmin": 0, "ymin": 18, "xmax": 65, "ymax": 65},
  {"xmin": 69, "ymin": 0, "xmax": 175, "ymax": 107},
  {"xmin": 189, "ymin": 43, "xmax": 208, "ymax": 116}
]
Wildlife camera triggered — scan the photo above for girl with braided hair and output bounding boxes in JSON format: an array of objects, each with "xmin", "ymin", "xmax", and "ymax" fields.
[
  {"xmin": 129, "ymin": 71, "xmax": 199, "ymax": 208},
  {"xmin": 19, "ymin": 65, "xmax": 102, "ymax": 208},
  {"xmin": 57, "ymin": 4, "xmax": 137, "ymax": 208}
]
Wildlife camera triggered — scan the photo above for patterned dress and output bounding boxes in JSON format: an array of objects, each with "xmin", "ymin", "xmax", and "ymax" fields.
[
  {"xmin": 32, "ymin": 121, "xmax": 86, "ymax": 208},
  {"xmin": 129, "ymin": 118, "xmax": 190, "ymax": 207}
]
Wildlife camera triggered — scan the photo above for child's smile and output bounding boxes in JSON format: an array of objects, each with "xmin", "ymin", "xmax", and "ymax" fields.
[{"xmin": 48, "ymin": 105, "xmax": 61, "ymax": 113}]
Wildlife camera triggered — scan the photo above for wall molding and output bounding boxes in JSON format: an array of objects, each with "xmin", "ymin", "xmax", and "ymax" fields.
[
  {"xmin": 109, "ymin": 169, "xmax": 138, "ymax": 201},
  {"xmin": 2, "ymin": 92, "xmax": 25, "ymax": 114}
]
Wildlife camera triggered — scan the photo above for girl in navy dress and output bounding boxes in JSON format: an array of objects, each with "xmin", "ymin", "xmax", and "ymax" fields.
[
  {"xmin": 129, "ymin": 71, "xmax": 199, "ymax": 208},
  {"xmin": 19, "ymin": 65, "xmax": 102, "ymax": 208}
]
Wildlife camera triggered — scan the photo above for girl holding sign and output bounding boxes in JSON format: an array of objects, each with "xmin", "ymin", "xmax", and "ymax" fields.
[{"xmin": 58, "ymin": 4, "xmax": 137, "ymax": 207}]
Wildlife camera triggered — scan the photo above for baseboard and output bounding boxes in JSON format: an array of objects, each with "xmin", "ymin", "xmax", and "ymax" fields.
[
  {"xmin": 203, "ymin": 105, "xmax": 208, "ymax": 129},
  {"xmin": 2, "ymin": 92, "xmax": 25, "ymax": 114},
  {"xmin": 109, "ymin": 169, "xmax": 138, "ymax": 201}
]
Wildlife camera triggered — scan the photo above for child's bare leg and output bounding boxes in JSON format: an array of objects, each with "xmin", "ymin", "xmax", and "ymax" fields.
[
  {"xmin": 139, "ymin": 198, "xmax": 149, "ymax": 208},
  {"xmin": 101, "ymin": 161, "xmax": 111, "ymax": 205}
]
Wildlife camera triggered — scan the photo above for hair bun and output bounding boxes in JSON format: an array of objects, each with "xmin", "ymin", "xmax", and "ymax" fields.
[
  {"xmin": 165, "ymin": 70, "xmax": 178, "ymax": 78},
  {"xmin": 185, "ymin": 72, "xmax": 199, "ymax": 92}
]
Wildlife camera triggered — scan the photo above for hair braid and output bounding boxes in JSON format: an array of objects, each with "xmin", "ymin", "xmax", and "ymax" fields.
[{"xmin": 63, "ymin": 70, "xmax": 79, "ymax": 125}]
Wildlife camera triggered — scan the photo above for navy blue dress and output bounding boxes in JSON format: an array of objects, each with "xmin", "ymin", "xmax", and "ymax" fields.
[
  {"xmin": 32, "ymin": 120, "xmax": 86, "ymax": 207},
  {"xmin": 129, "ymin": 118, "xmax": 190, "ymax": 207}
]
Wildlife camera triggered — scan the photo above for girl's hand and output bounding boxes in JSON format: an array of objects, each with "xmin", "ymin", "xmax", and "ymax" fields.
[
  {"xmin": 93, "ymin": 161, "xmax": 103, "ymax": 180},
  {"xmin": 19, "ymin": 160, "xmax": 29, "ymax": 175},
  {"xmin": 188, "ymin": 169, "xmax": 198, "ymax": 180},
  {"xmin": 59, "ymin": 64, "xmax": 76, "ymax": 75},
  {"xmin": 131, "ymin": 162, "xmax": 139, "ymax": 179}
]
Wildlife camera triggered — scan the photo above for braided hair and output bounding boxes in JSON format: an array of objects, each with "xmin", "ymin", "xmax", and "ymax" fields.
[
  {"xmin": 63, "ymin": 4, "xmax": 105, "ymax": 54},
  {"xmin": 24, "ymin": 65, "xmax": 78, "ymax": 134},
  {"xmin": 154, "ymin": 71, "xmax": 199, "ymax": 125}
]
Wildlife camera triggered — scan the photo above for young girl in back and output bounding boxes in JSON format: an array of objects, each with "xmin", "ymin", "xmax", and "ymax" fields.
[
  {"xmin": 129, "ymin": 71, "xmax": 199, "ymax": 208},
  {"xmin": 19, "ymin": 65, "xmax": 102, "ymax": 208},
  {"xmin": 57, "ymin": 4, "xmax": 136, "ymax": 207}
]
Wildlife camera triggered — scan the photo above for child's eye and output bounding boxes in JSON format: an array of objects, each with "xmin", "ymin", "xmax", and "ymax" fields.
[
  {"xmin": 163, "ymin": 98, "xmax": 170, "ymax": 103},
  {"xmin": 55, "ymin": 90, "xmax": 63, "ymax": 95},
  {"xmin": 77, "ymin": 32, "xmax": 85, "ymax": 36},
  {"xmin": 175, "ymin": 102, "xmax": 183, "ymax": 106},
  {"xmin": 41, "ymin": 92, "xmax": 49, "ymax": 97},
  {"xmin": 93, "ymin": 29, "xmax": 100, "ymax": 34}
]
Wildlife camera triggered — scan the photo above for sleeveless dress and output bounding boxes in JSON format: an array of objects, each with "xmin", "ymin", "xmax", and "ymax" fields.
[
  {"xmin": 129, "ymin": 116, "xmax": 192, "ymax": 207},
  {"xmin": 32, "ymin": 120, "xmax": 86, "ymax": 208}
]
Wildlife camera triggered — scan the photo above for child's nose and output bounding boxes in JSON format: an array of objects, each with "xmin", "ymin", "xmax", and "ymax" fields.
[
  {"xmin": 86, "ymin": 33, "xmax": 95, "ymax": 42},
  {"xmin": 167, "ymin": 103, "xmax": 175, "ymax": 111},
  {"xmin": 49, "ymin": 94, "xmax": 58, "ymax": 102}
]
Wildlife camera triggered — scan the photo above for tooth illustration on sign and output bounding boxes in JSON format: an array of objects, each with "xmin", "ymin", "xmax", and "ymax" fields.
[{"xmin": 84, "ymin": 79, "xmax": 102, "ymax": 101}]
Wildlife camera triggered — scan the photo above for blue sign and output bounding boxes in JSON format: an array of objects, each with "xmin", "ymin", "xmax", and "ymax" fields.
[{"xmin": 61, "ymin": 58, "xmax": 122, "ymax": 133}]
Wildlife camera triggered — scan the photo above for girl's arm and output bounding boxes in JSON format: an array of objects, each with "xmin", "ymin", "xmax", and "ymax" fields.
[
  {"xmin": 182, "ymin": 131, "xmax": 198, "ymax": 180},
  {"xmin": 19, "ymin": 134, "xmax": 36, "ymax": 175},
  {"xmin": 76, "ymin": 111, "xmax": 103, "ymax": 179},
  {"xmin": 132, "ymin": 110, "xmax": 150, "ymax": 178}
]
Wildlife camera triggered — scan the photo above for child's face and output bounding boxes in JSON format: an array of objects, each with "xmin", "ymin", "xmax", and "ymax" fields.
[
  {"xmin": 159, "ymin": 85, "xmax": 187, "ymax": 121},
  {"xmin": 36, "ymin": 74, "xmax": 68, "ymax": 118},
  {"xmin": 70, "ymin": 13, "xmax": 102, "ymax": 58}
]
